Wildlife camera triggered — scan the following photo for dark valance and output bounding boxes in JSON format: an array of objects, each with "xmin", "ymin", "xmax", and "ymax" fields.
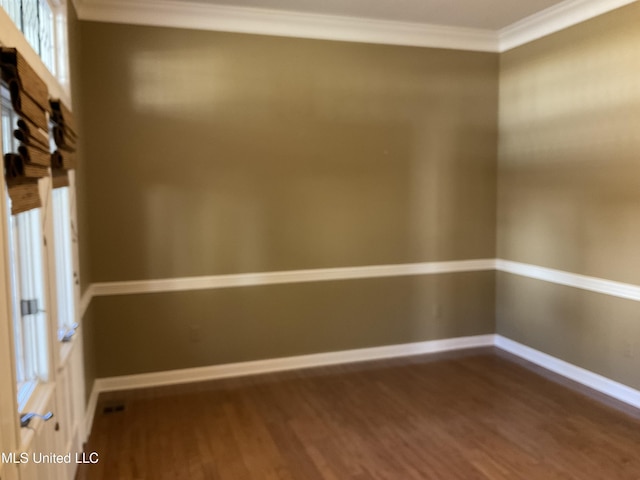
[{"xmin": 49, "ymin": 99, "xmax": 77, "ymax": 188}]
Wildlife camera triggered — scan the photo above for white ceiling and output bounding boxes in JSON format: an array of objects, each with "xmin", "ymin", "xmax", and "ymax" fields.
[
  {"xmin": 168, "ymin": 0, "xmax": 569, "ymax": 30},
  {"xmin": 75, "ymin": 0, "xmax": 636, "ymax": 52}
]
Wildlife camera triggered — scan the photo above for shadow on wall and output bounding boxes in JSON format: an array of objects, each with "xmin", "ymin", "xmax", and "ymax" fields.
[
  {"xmin": 498, "ymin": 13, "xmax": 640, "ymax": 284},
  {"xmin": 91, "ymin": 270, "xmax": 496, "ymax": 378},
  {"xmin": 80, "ymin": 25, "xmax": 498, "ymax": 282}
]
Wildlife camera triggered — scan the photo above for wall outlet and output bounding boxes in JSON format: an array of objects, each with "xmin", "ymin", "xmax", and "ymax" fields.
[
  {"xmin": 623, "ymin": 340, "xmax": 637, "ymax": 358},
  {"xmin": 189, "ymin": 324, "xmax": 202, "ymax": 343}
]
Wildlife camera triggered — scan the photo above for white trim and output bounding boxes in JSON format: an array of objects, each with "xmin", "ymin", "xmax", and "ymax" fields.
[
  {"xmin": 496, "ymin": 259, "xmax": 640, "ymax": 302},
  {"xmin": 83, "ymin": 380, "xmax": 99, "ymax": 442},
  {"xmin": 76, "ymin": 259, "xmax": 640, "ymax": 319},
  {"xmin": 495, "ymin": 335, "xmax": 640, "ymax": 409},
  {"xmin": 76, "ymin": 259, "xmax": 640, "ymax": 321},
  {"xmin": 498, "ymin": 0, "xmax": 638, "ymax": 51},
  {"xmin": 73, "ymin": 0, "xmax": 636, "ymax": 53},
  {"xmin": 94, "ymin": 334, "xmax": 496, "ymax": 394},
  {"xmin": 73, "ymin": 0, "xmax": 498, "ymax": 52},
  {"xmin": 79, "ymin": 286, "xmax": 94, "ymax": 319},
  {"xmin": 82, "ymin": 333, "xmax": 640, "ymax": 441},
  {"xmin": 90, "ymin": 259, "xmax": 496, "ymax": 297},
  {"xmin": 82, "ymin": 334, "xmax": 495, "ymax": 438}
]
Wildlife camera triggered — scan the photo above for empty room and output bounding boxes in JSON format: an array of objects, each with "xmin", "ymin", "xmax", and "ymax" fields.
[{"xmin": 0, "ymin": 0, "xmax": 639, "ymax": 479}]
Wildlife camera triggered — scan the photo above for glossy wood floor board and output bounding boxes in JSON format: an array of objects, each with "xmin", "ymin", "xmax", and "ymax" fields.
[{"xmin": 76, "ymin": 348, "xmax": 640, "ymax": 479}]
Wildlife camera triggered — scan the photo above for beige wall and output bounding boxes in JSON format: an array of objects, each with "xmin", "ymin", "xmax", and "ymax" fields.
[
  {"xmin": 498, "ymin": 2, "xmax": 640, "ymax": 284},
  {"xmin": 68, "ymin": 1, "xmax": 91, "ymax": 293},
  {"xmin": 497, "ymin": 273, "xmax": 640, "ymax": 389},
  {"xmin": 75, "ymin": 22, "xmax": 499, "ymax": 377},
  {"xmin": 67, "ymin": 0, "xmax": 99, "ymax": 403},
  {"xmin": 92, "ymin": 272, "xmax": 495, "ymax": 378},
  {"xmin": 497, "ymin": 2, "xmax": 640, "ymax": 389},
  {"xmin": 78, "ymin": 22, "xmax": 498, "ymax": 282}
]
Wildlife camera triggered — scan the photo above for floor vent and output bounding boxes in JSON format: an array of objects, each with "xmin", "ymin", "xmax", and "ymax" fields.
[{"xmin": 102, "ymin": 403, "xmax": 126, "ymax": 415}]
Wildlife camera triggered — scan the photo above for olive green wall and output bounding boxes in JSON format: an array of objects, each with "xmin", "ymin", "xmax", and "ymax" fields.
[
  {"xmin": 67, "ymin": 0, "xmax": 99, "ymax": 404},
  {"xmin": 78, "ymin": 22, "xmax": 498, "ymax": 281},
  {"xmin": 92, "ymin": 272, "xmax": 495, "ymax": 378},
  {"xmin": 75, "ymin": 22, "xmax": 499, "ymax": 377},
  {"xmin": 67, "ymin": 0, "xmax": 90, "ymax": 293},
  {"xmin": 497, "ymin": 2, "xmax": 640, "ymax": 389}
]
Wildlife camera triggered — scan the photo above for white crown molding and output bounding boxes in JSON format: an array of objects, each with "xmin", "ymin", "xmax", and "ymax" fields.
[
  {"xmin": 73, "ymin": 0, "xmax": 637, "ymax": 53},
  {"xmin": 499, "ymin": 0, "xmax": 638, "ymax": 51},
  {"xmin": 496, "ymin": 335, "xmax": 640, "ymax": 409},
  {"xmin": 90, "ymin": 259, "xmax": 496, "ymax": 297},
  {"xmin": 73, "ymin": 0, "xmax": 498, "ymax": 52},
  {"xmin": 496, "ymin": 259, "xmax": 640, "ymax": 302}
]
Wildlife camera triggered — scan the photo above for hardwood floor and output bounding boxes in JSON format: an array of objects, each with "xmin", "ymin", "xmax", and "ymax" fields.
[{"xmin": 76, "ymin": 348, "xmax": 640, "ymax": 479}]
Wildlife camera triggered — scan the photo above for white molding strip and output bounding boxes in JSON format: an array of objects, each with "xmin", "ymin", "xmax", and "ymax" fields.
[
  {"xmin": 96, "ymin": 334, "xmax": 496, "ymax": 393},
  {"xmin": 78, "ymin": 259, "xmax": 640, "ymax": 319},
  {"xmin": 74, "ymin": 0, "xmax": 498, "ymax": 52},
  {"xmin": 499, "ymin": 0, "xmax": 638, "ymax": 51},
  {"xmin": 495, "ymin": 335, "xmax": 640, "ymax": 409},
  {"xmin": 496, "ymin": 259, "xmax": 640, "ymax": 302},
  {"xmin": 83, "ymin": 381, "xmax": 99, "ymax": 443},
  {"xmin": 79, "ymin": 286, "xmax": 94, "ymax": 320},
  {"xmin": 73, "ymin": 0, "xmax": 635, "ymax": 53},
  {"xmin": 82, "ymin": 333, "xmax": 640, "ymax": 440},
  {"xmin": 78, "ymin": 259, "xmax": 640, "ymax": 318},
  {"xmin": 90, "ymin": 259, "xmax": 496, "ymax": 297},
  {"xmin": 82, "ymin": 334, "xmax": 495, "ymax": 438}
]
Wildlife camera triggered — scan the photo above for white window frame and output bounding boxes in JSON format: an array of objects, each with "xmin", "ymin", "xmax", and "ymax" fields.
[
  {"xmin": 0, "ymin": 0, "xmax": 75, "ymax": 468},
  {"xmin": 1, "ymin": 86, "xmax": 51, "ymax": 411},
  {"xmin": 0, "ymin": 0, "xmax": 71, "ymax": 104},
  {"xmin": 0, "ymin": 0, "xmax": 59, "ymax": 75},
  {"xmin": 6, "ymin": 209, "xmax": 50, "ymax": 409},
  {"xmin": 52, "ymin": 185, "xmax": 75, "ymax": 342}
]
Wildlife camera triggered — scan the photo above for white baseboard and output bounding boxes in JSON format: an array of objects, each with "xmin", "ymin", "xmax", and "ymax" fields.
[
  {"xmin": 495, "ymin": 335, "xmax": 640, "ymax": 409},
  {"xmin": 83, "ymin": 381, "xmax": 100, "ymax": 443},
  {"xmin": 96, "ymin": 334, "xmax": 496, "ymax": 392},
  {"xmin": 83, "ymin": 334, "xmax": 495, "ymax": 435},
  {"xmin": 83, "ymin": 333, "xmax": 640, "ymax": 441}
]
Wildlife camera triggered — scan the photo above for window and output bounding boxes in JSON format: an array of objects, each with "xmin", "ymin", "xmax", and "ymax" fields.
[
  {"xmin": 52, "ymin": 186, "xmax": 75, "ymax": 341},
  {"xmin": 2, "ymin": 86, "xmax": 49, "ymax": 409},
  {"xmin": 0, "ymin": 0, "xmax": 56, "ymax": 73},
  {"xmin": 6, "ymin": 208, "xmax": 49, "ymax": 408}
]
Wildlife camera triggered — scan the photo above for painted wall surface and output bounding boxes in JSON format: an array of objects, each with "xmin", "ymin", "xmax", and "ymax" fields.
[
  {"xmin": 74, "ymin": 22, "xmax": 499, "ymax": 377},
  {"xmin": 78, "ymin": 22, "xmax": 498, "ymax": 282},
  {"xmin": 498, "ymin": 3, "xmax": 640, "ymax": 284},
  {"xmin": 66, "ymin": 0, "xmax": 98, "ymax": 405},
  {"xmin": 497, "ymin": 2, "xmax": 640, "ymax": 389},
  {"xmin": 91, "ymin": 272, "xmax": 495, "ymax": 377},
  {"xmin": 497, "ymin": 272, "xmax": 640, "ymax": 389}
]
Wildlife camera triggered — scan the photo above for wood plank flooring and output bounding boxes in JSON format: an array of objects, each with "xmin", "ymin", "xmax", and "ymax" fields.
[{"xmin": 76, "ymin": 348, "xmax": 640, "ymax": 479}]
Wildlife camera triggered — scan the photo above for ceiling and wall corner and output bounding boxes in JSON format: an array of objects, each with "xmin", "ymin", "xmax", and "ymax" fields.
[{"xmin": 70, "ymin": 0, "xmax": 637, "ymax": 52}]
